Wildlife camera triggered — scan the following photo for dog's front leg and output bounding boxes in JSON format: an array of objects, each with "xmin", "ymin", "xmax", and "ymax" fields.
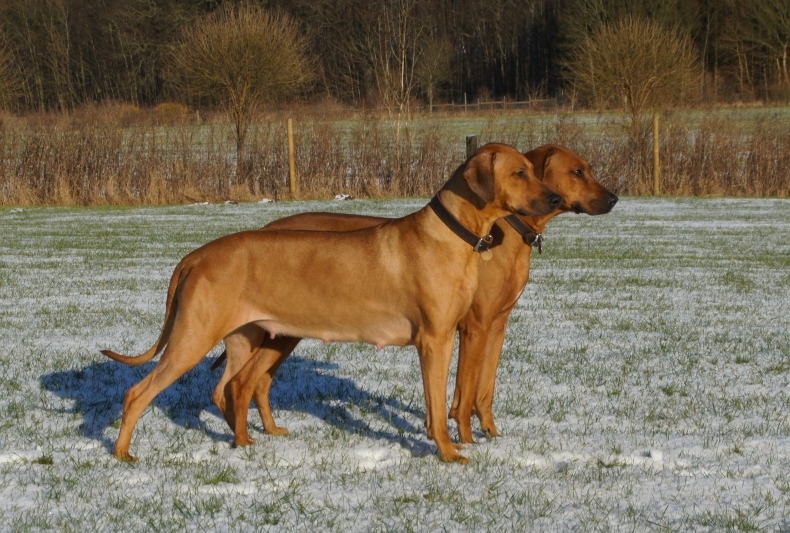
[
  {"xmin": 472, "ymin": 312, "xmax": 509, "ymax": 439},
  {"xmin": 416, "ymin": 333, "xmax": 468, "ymax": 464},
  {"xmin": 451, "ymin": 311, "xmax": 490, "ymax": 444}
]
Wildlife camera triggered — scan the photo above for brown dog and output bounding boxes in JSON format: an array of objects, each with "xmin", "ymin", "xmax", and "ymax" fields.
[
  {"xmin": 215, "ymin": 145, "xmax": 617, "ymax": 445},
  {"xmin": 101, "ymin": 143, "xmax": 560, "ymax": 463}
]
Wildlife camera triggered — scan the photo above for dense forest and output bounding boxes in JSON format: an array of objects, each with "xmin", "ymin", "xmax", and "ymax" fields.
[{"xmin": 0, "ymin": 0, "xmax": 788, "ymax": 112}]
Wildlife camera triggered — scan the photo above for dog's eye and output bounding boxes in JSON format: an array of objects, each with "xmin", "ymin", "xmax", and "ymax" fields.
[
  {"xmin": 573, "ymin": 169, "xmax": 585, "ymax": 179},
  {"xmin": 516, "ymin": 169, "xmax": 526, "ymax": 178}
]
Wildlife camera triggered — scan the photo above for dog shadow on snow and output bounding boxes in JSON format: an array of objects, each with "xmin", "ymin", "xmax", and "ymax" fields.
[{"xmin": 40, "ymin": 351, "xmax": 436, "ymax": 458}]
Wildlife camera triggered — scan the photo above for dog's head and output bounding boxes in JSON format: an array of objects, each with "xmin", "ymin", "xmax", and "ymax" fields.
[
  {"xmin": 525, "ymin": 145, "xmax": 618, "ymax": 216},
  {"xmin": 463, "ymin": 143, "xmax": 561, "ymax": 217}
]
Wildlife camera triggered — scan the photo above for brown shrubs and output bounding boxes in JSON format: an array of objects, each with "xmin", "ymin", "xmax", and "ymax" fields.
[
  {"xmin": 0, "ymin": 108, "xmax": 787, "ymax": 206},
  {"xmin": 154, "ymin": 103, "xmax": 190, "ymax": 125}
]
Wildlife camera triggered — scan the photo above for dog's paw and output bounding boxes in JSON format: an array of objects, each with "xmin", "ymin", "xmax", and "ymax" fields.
[
  {"xmin": 438, "ymin": 448, "xmax": 469, "ymax": 464},
  {"xmin": 233, "ymin": 435, "xmax": 256, "ymax": 447},
  {"xmin": 482, "ymin": 427, "xmax": 500, "ymax": 439},
  {"xmin": 114, "ymin": 451, "xmax": 138, "ymax": 463},
  {"xmin": 266, "ymin": 426, "xmax": 289, "ymax": 437},
  {"xmin": 445, "ymin": 453, "xmax": 469, "ymax": 465}
]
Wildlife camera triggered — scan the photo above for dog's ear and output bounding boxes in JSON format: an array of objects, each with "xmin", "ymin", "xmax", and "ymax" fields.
[
  {"xmin": 463, "ymin": 151, "xmax": 496, "ymax": 204},
  {"xmin": 524, "ymin": 146, "xmax": 555, "ymax": 181},
  {"xmin": 542, "ymin": 147, "xmax": 556, "ymax": 177}
]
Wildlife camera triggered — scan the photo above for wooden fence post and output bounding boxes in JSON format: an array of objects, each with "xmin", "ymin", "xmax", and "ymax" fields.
[
  {"xmin": 653, "ymin": 112, "xmax": 660, "ymax": 196},
  {"xmin": 464, "ymin": 93, "xmax": 467, "ymax": 114},
  {"xmin": 288, "ymin": 118, "xmax": 298, "ymax": 198},
  {"xmin": 466, "ymin": 135, "xmax": 478, "ymax": 159}
]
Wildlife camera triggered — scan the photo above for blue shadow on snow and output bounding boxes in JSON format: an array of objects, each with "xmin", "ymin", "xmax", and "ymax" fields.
[{"xmin": 40, "ymin": 351, "xmax": 433, "ymax": 457}]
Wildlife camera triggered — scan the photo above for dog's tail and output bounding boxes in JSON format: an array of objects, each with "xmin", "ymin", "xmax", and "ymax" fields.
[{"xmin": 100, "ymin": 260, "xmax": 189, "ymax": 366}]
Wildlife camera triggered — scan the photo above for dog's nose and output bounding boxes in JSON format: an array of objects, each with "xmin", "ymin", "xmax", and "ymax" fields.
[
  {"xmin": 548, "ymin": 194, "xmax": 562, "ymax": 208},
  {"xmin": 608, "ymin": 194, "xmax": 619, "ymax": 207}
]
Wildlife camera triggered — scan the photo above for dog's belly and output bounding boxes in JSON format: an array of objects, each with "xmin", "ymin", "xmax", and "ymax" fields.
[{"xmin": 252, "ymin": 317, "xmax": 413, "ymax": 348}]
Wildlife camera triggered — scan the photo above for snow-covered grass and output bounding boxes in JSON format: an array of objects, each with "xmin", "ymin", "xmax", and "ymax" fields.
[{"xmin": 1, "ymin": 197, "xmax": 789, "ymax": 531}]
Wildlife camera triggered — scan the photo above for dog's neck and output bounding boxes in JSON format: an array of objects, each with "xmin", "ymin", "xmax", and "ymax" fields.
[
  {"xmin": 514, "ymin": 209, "xmax": 566, "ymax": 235},
  {"xmin": 436, "ymin": 172, "xmax": 505, "ymax": 238},
  {"xmin": 435, "ymin": 190, "xmax": 504, "ymax": 240}
]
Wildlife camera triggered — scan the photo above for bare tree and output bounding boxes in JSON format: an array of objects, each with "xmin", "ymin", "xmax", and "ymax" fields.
[
  {"xmin": 295, "ymin": 0, "xmax": 377, "ymax": 103},
  {"xmin": 567, "ymin": 17, "xmax": 700, "ymax": 132},
  {"xmin": 416, "ymin": 35, "xmax": 454, "ymax": 112},
  {"xmin": 367, "ymin": 0, "xmax": 423, "ymax": 118},
  {"xmin": 170, "ymin": 5, "xmax": 314, "ymax": 175},
  {"xmin": 723, "ymin": 0, "xmax": 790, "ymax": 98},
  {"xmin": 360, "ymin": 0, "xmax": 424, "ymax": 175},
  {"xmin": 2, "ymin": 0, "xmax": 75, "ymax": 111},
  {"xmin": 0, "ymin": 30, "xmax": 24, "ymax": 110}
]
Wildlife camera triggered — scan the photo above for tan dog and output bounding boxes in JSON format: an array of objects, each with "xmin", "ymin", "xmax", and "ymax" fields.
[
  {"xmin": 215, "ymin": 145, "xmax": 617, "ymax": 446},
  {"xmin": 101, "ymin": 143, "xmax": 560, "ymax": 463}
]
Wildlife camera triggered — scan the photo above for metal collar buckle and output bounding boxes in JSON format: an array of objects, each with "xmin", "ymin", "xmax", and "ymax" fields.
[
  {"xmin": 532, "ymin": 233, "xmax": 544, "ymax": 254},
  {"xmin": 473, "ymin": 235, "xmax": 494, "ymax": 252},
  {"xmin": 504, "ymin": 214, "xmax": 544, "ymax": 254}
]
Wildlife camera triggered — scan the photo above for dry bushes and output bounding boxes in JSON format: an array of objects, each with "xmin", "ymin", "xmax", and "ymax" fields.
[
  {"xmin": 561, "ymin": 112, "xmax": 790, "ymax": 197},
  {"xmin": 657, "ymin": 113, "xmax": 790, "ymax": 196},
  {"xmin": 153, "ymin": 103, "xmax": 190, "ymax": 125},
  {"xmin": 0, "ymin": 107, "xmax": 788, "ymax": 206}
]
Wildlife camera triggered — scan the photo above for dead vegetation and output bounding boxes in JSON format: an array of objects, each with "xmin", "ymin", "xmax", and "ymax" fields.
[{"xmin": 0, "ymin": 105, "xmax": 788, "ymax": 206}]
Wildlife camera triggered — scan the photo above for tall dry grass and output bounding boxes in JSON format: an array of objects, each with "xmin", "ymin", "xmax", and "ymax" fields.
[{"xmin": 0, "ymin": 105, "xmax": 788, "ymax": 206}]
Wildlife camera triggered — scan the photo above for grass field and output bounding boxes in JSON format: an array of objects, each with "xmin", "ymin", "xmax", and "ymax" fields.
[{"xmin": 1, "ymin": 196, "xmax": 789, "ymax": 531}]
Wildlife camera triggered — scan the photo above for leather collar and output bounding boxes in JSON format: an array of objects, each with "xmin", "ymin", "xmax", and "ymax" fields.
[
  {"xmin": 429, "ymin": 195, "xmax": 493, "ymax": 253},
  {"xmin": 504, "ymin": 215, "xmax": 544, "ymax": 253}
]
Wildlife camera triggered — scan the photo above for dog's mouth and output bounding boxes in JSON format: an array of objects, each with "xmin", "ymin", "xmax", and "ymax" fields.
[
  {"xmin": 571, "ymin": 195, "xmax": 619, "ymax": 215},
  {"xmin": 588, "ymin": 195, "xmax": 619, "ymax": 215},
  {"xmin": 513, "ymin": 193, "xmax": 561, "ymax": 217},
  {"xmin": 516, "ymin": 206, "xmax": 552, "ymax": 216}
]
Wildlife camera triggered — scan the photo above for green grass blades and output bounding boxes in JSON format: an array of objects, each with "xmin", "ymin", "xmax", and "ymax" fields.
[{"xmin": 0, "ymin": 196, "xmax": 788, "ymax": 531}]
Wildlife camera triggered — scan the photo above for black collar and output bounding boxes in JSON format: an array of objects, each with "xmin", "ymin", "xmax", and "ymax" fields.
[
  {"xmin": 429, "ymin": 195, "xmax": 493, "ymax": 253},
  {"xmin": 504, "ymin": 215, "xmax": 544, "ymax": 253}
]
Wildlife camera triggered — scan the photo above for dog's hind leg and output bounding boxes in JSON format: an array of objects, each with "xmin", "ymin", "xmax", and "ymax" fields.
[
  {"xmin": 114, "ymin": 328, "xmax": 219, "ymax": 461},
  {"xmin": 213, "ymin": 324, "xmax": 267, "ymax": 429},
  {"xmin": 249, "ymin": 336, "xmax": 300, "ymax": 437},
  {"xmin": 227, "ymin": 336, "xmax": 298, "ymax": 446}
]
